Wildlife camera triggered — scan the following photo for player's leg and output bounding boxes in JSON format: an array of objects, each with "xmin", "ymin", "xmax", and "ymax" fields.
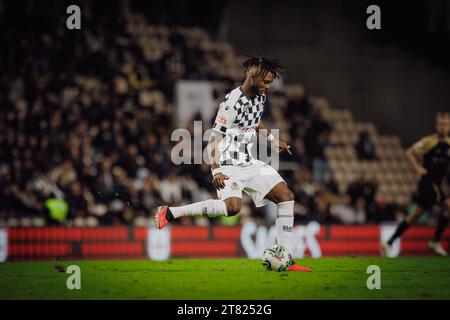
[
  {"xmin": 382, "ymin": 180, "xmax": 434, "ymax": 256},
  {"xmin": 155, "ymin": 197, "xmax": 242, "ymax": 229},
  {"xmin": 381, "ymin": 204, "xmax": 426, "ymax": 257},
  {"xmin": 264, "ymin": 182, "xmax": 295, "ymax": 251},
  {"xmin": 243, "ymin": 163, "xmax": 311, "ymax": 271},
  {"xmin": 264, "ymin": 182, "xmax": 311, "ymax": 272},
  {"xmin": 428, "ymin": 198, "xmax": 449, "ymax": 256},
  {"xmin": 154, "ymin": 197, "xmax": 242, "ymax": 229},
  {"xmin": 154, "ymin": 170, "xmax": 243, "ymax": 229},
  {"xmin": 387, "ymin": 203, "xmax": 426, "ymax": 244}
]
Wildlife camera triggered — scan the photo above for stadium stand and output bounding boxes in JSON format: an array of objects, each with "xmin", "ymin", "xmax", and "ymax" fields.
[{"xmin": 0, "ymin": 7, "xmax": 419, "ymax": 228}]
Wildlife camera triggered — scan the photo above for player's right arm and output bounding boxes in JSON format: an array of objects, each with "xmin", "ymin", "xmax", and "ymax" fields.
[
  {"xmin": 207, "ymin": 131, "xmax": 229, "ymax": 189},
  {"xmin": 406, "ymin": 146, "xmax": 427, "ymax": 176},
  {"xmin": 406, "ymin": 135, "xmax": 437, "ymax": 176},
  {"xmin": 206, "ymin": 98, "xmax": 238, "ymax": 189}
]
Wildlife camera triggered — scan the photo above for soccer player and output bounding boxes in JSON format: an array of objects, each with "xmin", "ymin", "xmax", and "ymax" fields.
[
  {"xmin": 154, "ymin": 56, "xmax": 312, "ymax": 271},
  {"xmin": 381, "ymin": 112, "xmax": 450, "ymax": 257}
]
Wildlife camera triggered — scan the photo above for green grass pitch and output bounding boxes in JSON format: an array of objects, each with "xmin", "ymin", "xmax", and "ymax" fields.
[{"xmin": 0, "ymin": 257, "xmax": 449, "ymax": 299}]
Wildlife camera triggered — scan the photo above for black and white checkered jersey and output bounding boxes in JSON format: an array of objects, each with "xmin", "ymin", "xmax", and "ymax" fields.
[{"xmin": 212, "ymin": 87, "xmax": 266, "ymax": 166}]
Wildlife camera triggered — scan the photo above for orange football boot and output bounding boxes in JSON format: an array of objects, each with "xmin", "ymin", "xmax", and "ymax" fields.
[
  {"xmin": 154, "ymin": 205, "xmax": 171, "ymax": 229},
  {"xmin": 288, "ymin": 255, "xmax": 312, "ymax": 272},
  {"xmin": 288, "ymin": 263, "xmax": 313, "ymax": 272}
]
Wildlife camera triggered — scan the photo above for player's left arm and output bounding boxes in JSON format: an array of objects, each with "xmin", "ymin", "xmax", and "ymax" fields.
[{"xmin": 257, "ymin": 121, "xmax": 292, "ymax": 155}]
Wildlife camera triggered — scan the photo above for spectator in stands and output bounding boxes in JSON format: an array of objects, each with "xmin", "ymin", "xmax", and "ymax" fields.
[
  {"xmin": 346, "ymin": 173, "xmax": 378, "ymax": 222},
  {"xmin": 304, "ymin": 109, "xmax": 332, "ymax": 183},
  {"xmin": 355, "ymin": 130, "xmax": 378, "ymax": 161},
  {"xmin": 347, "ymin": 173, "xmax": 377, "ymax": 208},
  {"xmin": 286, "ymin": 86, "xmax": 313, "ymax": 118},
  {"xmin": 367, "ymin": 195, "xmax": 398, "ymax": 223},
  {"xmin": 309, "ymin": 186, "xmax": 341, "ymax": 224},
  {"xmin": 330, "ymin": 194, "xmax": 366, "ymax": 224}
]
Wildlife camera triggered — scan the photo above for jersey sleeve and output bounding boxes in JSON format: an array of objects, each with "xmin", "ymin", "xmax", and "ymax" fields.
[
  {"xmin": 212, "ymin": 101, "xmax": 237, "ymax": 135},
  {"xmin": 411, "ymin": 135, "xmax": 438, "ymax": 156}
]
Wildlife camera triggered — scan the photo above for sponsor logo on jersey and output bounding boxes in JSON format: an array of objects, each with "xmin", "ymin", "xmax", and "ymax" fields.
[{"xmin": 217, "ymin": 116, "xmax": 228, "ymax": 125}]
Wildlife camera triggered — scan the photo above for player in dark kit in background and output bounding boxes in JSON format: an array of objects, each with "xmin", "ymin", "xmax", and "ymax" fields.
[{"xmin": 381, "ymin": 113, "xmax": 450, "ymax": 257}]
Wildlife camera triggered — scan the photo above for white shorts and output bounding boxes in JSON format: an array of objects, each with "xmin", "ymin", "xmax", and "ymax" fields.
[{"xmin": 216, "ymin": 161, "xmax": 285, "ymax": 207}]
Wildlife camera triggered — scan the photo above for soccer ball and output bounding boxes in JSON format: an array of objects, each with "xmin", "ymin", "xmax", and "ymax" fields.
[{"xmin": 261, "ymin": 244, "xmax": 293, "ymax": 272}]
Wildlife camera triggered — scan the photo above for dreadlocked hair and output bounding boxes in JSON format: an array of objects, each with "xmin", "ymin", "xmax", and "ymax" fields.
[{"xmin": 243, "ymin": 55, "xmax": 284, "ymax": 79}]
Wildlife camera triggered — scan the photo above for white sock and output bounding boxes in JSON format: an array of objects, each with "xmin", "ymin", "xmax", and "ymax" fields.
[
  {"xmin": 169, "ymin": 199, "xmax": 228, "ymax": 219},
  {"xmin": 276, "ymin": 200, "xmax": 294, "ymax": 253}
]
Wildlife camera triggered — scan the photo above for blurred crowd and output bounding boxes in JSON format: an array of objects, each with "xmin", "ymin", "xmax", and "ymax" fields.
[{"xmin": 0, "ymin": 1, "xmax": 407, "ymax": 227}]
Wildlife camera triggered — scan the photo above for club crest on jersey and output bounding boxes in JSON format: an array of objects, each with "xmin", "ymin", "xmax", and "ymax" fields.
[
  {"xmin": 231, "ymin": 182, "xmax": 239, "ymax": 190},
  {"xmin": 239, "ymin": 126, "xmax": 256, "ymax": 133}
]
